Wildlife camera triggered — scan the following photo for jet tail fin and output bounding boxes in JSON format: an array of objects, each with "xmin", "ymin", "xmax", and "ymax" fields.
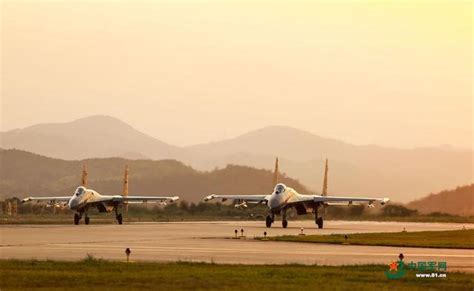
[
  {"xmin": 322, "ymin": 158, "xmax": 328, "ymax": 196},
  {"xmin": 81, "ymin": 162, "xmax": 88, "ymax": 187},
  {"xmin": 123, "ymin": 165, "xmax": 129, "ymax": 212},
  {"xmin": 272, "ymin": 157, "xmax": 279, "ymax": 186}
]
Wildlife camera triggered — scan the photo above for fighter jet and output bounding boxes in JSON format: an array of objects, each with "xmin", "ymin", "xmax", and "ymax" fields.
[
  {"xmin": 22, "ymin": 164, "xmax": 179, "ymax": 225},
  {"xmin": 204, "ymin": 158, "xmax": 389, "ymax": 228}
]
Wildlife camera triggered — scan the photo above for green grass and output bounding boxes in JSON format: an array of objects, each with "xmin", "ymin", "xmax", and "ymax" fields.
[
  {"xmin": 0, "ymin": 258, "xmax": 472, "ymax": 290},
  {"xmin": 262, "ymin": 229, "xmax": 474, "ymax": 249}
]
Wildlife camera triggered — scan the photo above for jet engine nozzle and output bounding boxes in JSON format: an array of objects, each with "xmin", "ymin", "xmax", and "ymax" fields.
[
  {"xmin": 169, "ymin": 196, "xmax": 179, "ymax": 203},
  {"xmin": 204, "ymin": 194, "xmax": 216, "ymax": 202},
  {"xmin": 380, "ymin": 198, "xmax": 390, "ymax": 205},
  {"xmin": 21, "ymin": 197, "xmax": 32, "ymax": 203}
]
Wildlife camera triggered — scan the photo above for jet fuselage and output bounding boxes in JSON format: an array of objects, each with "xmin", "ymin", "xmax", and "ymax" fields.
[
  {"xmin": 68, "ymin": 186, "xmax": 116, "ymax": 212},
  {"xmin": 267, "ymin": 183, "xmax": 310, "ymax": 213}
]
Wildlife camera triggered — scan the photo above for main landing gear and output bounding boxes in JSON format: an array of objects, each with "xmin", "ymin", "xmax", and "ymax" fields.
[
  {"xmin": 115, "ymin": 208, "xmax": 123, "ymax": 225},
  {"xmin": 265, "ymin": 208, "xmax": 324, "ymax": 229},
  {"xmin": 74, "ymin": 213, "xmax": 81, "ymax": 225},
  {"xmin": 314, "ymin": 207, "xmax": 324, "ymax": 229},
  {"xmin": 85, "ymin": 214, "xmax": 90, "ymax": 225},
  {"xmin": 316, "ymin": 217, "xmax": 323, "ymax": 229}
]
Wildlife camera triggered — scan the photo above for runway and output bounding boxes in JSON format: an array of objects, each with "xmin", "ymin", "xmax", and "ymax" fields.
[{"xmin": 1, "ymin": 220, "xmax": 473, "ymax": 272}]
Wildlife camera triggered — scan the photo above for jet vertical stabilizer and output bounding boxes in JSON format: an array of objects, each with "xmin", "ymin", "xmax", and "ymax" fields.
[
  {"xmin": 272, "ymin": 157, "xmax": 279, "ymax": 186},
  {"xmin": 123, "ymin": 165, "xmax": 129, "ymax": 213},
  {"xmin": 81, "ymin": 162, "xmax": 88, "ymax": 187},
  {"xmin": 322, "ymin": 158, "xmax": 328, "ymax": 196}
]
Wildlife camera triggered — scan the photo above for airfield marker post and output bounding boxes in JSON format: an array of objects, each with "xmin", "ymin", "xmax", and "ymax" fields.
[
  {"xmin": 343, "ymin": 234, "xmax": 349, "ymax": 244},
  {"xmin": 299, "ymin": 228, "xmax": 305, "ymax": 236},
  {"xmin": 125, "ymin": 248, "xmax": 131, "ymax": 262}
]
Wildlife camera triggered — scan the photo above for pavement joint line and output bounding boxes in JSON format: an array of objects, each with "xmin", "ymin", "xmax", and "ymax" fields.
[{"xmin": 4, "ymin": 244, "xmax": 474, "ymax": 258}]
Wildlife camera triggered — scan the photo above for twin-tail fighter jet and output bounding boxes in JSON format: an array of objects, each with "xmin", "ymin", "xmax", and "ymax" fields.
[
  {"xmin": 204, "ymin": 158, "xmax": 389, "ymax": 228},
  {"xmin": 22, "ymin": 164, "xmax": 179, "ymax": 225}
]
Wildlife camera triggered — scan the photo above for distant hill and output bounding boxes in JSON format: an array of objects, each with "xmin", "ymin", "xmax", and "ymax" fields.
[
  {"xmin": 407, "ymin": 185, "xmax": 474, "ymax": 216},
  {"xmin": 0, "ymin": 115, "xmax": 184, "ymax": 160},
  {"xmin": 1, "ymin": 116, "xmax": 472, "ymax": 202},
  {"xmin": 186, "ymin": 126, "xmax": 473, "ymax": 202},
  {"xmin": 0, "ymin": 149, "xmax": 309, "ymax": 202}
]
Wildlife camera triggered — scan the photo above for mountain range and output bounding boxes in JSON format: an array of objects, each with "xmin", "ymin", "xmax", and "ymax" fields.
[
  {"xmin": 407, "ymin": 184, "xmax": 474, "ymax": 216},
  {"xmin": 1, "ymin": 149, "xmax": 472, "ymax": 216},
  {"xmin": 0, "ymin": 149, "xmax": 309, "ymax": 202},
  {"xmin": 1, "ymin": 115, "xmax": 472, "ymax": 202}
]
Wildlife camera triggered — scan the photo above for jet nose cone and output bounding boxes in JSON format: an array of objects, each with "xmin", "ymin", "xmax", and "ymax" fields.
[
  {"xmin": 68, "ymin": 199, "xmax": 78, "ymax": 209},
  {"xmin": 268, "ymin": 197, "xmax": 280, "ymax": 209}
]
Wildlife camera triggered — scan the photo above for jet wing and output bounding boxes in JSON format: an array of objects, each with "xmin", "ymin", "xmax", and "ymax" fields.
[
  {"xmin": 22, "ymin": 196, "xmax": 71, "ymax": 203},
  {"xmin": 290, "ymin": 195, "xmax": 389, "ymax": 206},
  {"xmin": 96, "ymin": 195, "xmax": 180, "ymax": 203},
  {"xmin": 204, "ymin": 194, "xmax": 269, "ymax": 203},
  {"xmin": 119, "ymin": 195, "xmax": 179, "ymax": 203}
]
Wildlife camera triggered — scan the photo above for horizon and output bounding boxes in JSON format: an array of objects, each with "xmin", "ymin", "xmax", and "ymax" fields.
[{"xmin": 1, "ymin": 114, "xmax": 472, "ymax": 151}]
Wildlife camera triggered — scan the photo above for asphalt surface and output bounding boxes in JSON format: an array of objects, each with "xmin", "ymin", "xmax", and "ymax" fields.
[{"xmin": 1, "ymin": 220, "xmax": 473, "ymax": 272}]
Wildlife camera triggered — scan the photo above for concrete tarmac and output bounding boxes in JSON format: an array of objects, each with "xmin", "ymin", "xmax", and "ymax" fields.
[{"xmin": 1, "ymin": 220, "xmax": 473, "ymax": 272}]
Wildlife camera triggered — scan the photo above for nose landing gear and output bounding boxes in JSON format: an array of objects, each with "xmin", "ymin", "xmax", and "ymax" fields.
[
  {"xmin": 74, "ymin": 211, "xmax": 90, "ymax": 225},
  {"xmin": 281, "ymin": 209, "xmax": 288, "ymax": 228},
  {"xmin": 265, "ymin": 214, "xmax": 275, "ymax": 228}
]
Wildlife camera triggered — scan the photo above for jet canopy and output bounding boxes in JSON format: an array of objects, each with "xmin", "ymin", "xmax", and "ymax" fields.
[
  {"xmin": 274, "ymin": 183, "xmax": 286, "ymax": 194},
  {"xmin": 74, "ymin": 186, "xmax": 86, "ymax": 196}
]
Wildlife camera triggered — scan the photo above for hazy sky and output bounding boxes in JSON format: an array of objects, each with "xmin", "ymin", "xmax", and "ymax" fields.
[{"xmin": 1, "ymin": 1, "xmax": 472, "ymax": 148}]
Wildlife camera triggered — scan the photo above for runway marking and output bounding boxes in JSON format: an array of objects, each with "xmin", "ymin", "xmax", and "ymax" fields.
[{"xmin": 0, "ymin": 238, "xmax": 166, "ymax": 248}]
